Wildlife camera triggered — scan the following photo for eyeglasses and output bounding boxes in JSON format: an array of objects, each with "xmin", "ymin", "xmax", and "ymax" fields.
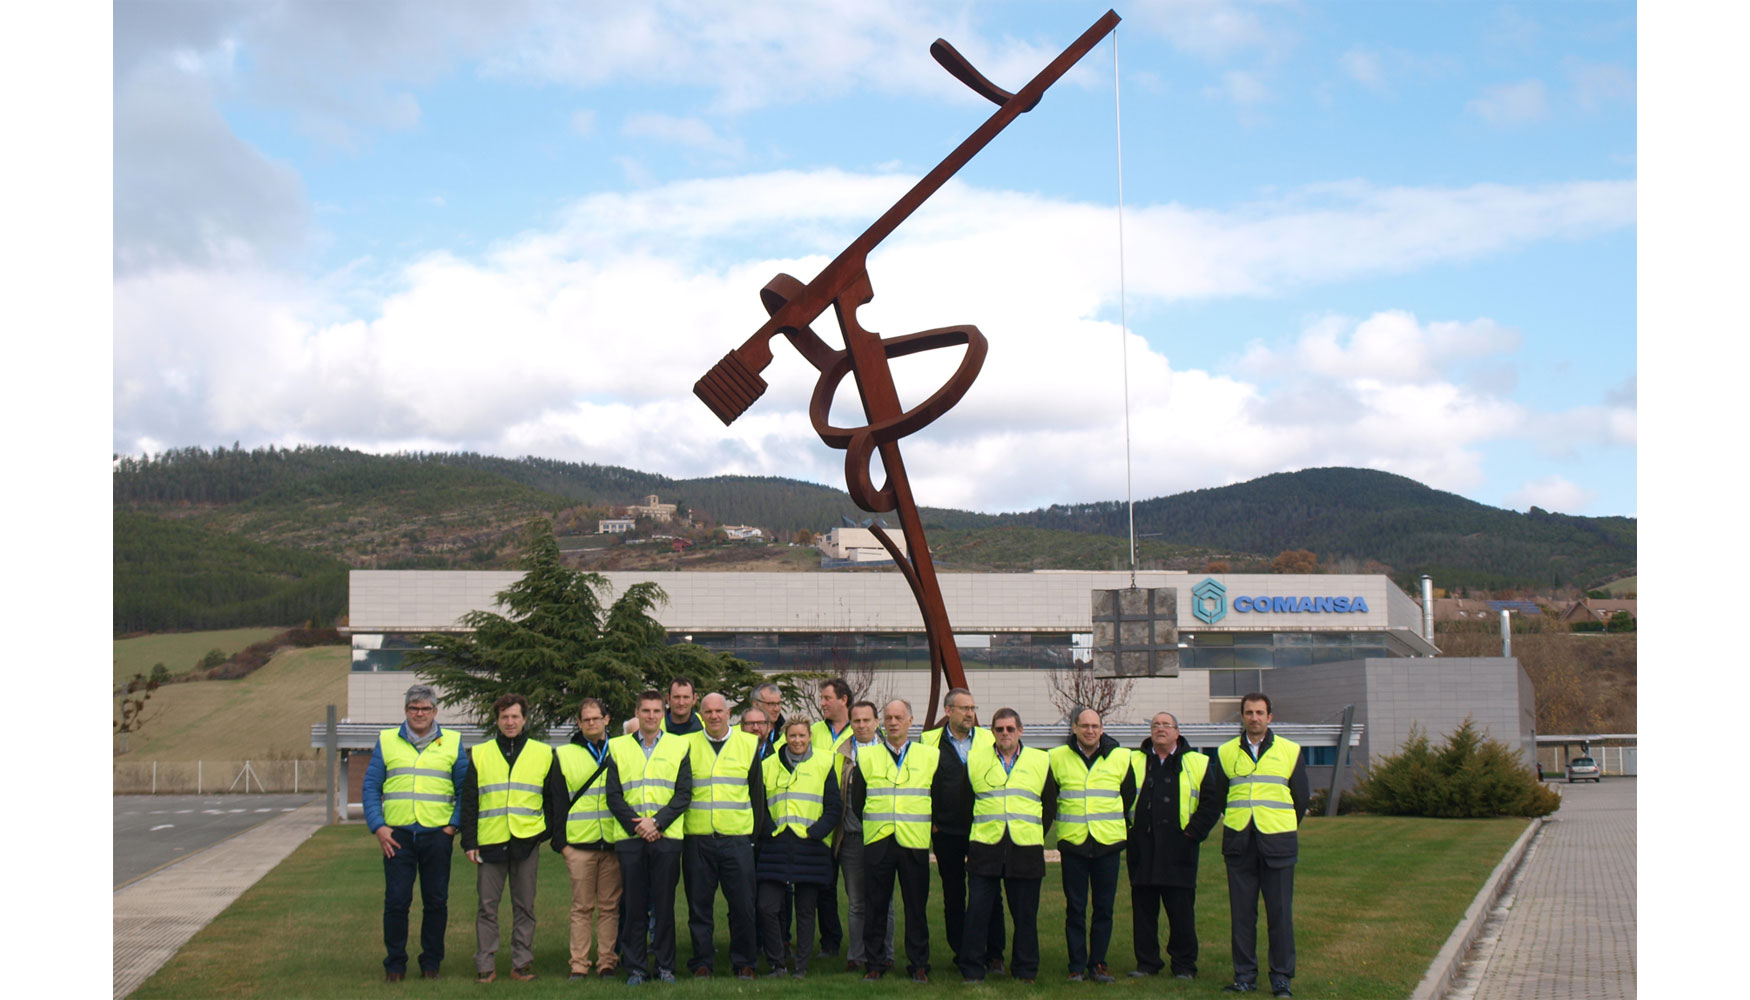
[
  {"xmin": 991, "ymin": 725, "xmax": 1019, "ymax": 733},
  {"xmin": 579, "ymin": 715, "xmax": 605, "ymax": 724},
  {"xmin": 1151, "ymin": 721, "xmax": 1177, "ymax": 729},
  {"xmin": 406, "ymin": 705, "xmax": 435, "ymax": 713}
]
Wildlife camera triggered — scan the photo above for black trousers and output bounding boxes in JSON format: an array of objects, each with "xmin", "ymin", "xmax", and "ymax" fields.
[
  {"xmin": 956, "ymin": 874, "xmax": 1040, "ymax": 980},
  {"xmin": 863, "ymin": 838, "xmax": 932, "ymax": 975},
  {"xmin": 682, "ymin": 835, "xmax": 757, "ymax": 972},
  {"xmin": 758, "ymin": 881, "xmax": 818, "ymax": 973},
  {"xmin": 1133, "ymin": 883, "xmax": 1198, "ymax": 976},
  {"xmin": 933, "ymin": 831, "xmax": 1005, "ymax": 964},
  {"xmin": 1060, "ymin": 850, "xmax": 1120, "ymax": 973},
  {"xmin": 381, "ymin": 827, "xmax": 452, "ymax": 974},
  {"xmin": 615, "ymin": 838, "xmax": 682, "ymax": 978},
  {"xmin": 818, "ymin": 854, "xmax": 842, "ymax": 952},
  {"xmin": 1225, "ymin": 852, "xmax": 1295, "ymax": 985}
]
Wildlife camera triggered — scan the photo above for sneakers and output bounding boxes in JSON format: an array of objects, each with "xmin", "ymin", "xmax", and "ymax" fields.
[
  {"xmin": 987, "ymin": 958, "xmax": 1005, "ymax": 976},
  {"xmin": 863, "ymin": 968, "xmax": 887, "ymax": 981},
  {"xmin": 568, "ymin": 972, "xmax": 588, "ymax": 981},
  {"xmin": 1092, "ymin": 964, "xmax": 1116, "ymax": 983},
  {"xmin": 624, "ymin": 972, "xmax": 646, "ymax": 986},
  {"xmin": 1068, "ymin": 971, "xmax": 1085, "ymax": 982},
  {"xmin": 655, "ymin": 969, "xmax": 676, "ymax": 983},
  {"xmin": 1128, "ymin": 969, "xmax": 1154, "ymax": 978},
  {"xmin": 1271, "ymin": 982, "xmax": 1294, "ymax": 998},
  {"xmin": 765, "ymin": 968, "xmax": 789, "ymax": 979},
  {"xmin": 509, "ymin": 966, "xmax": 536, "ymax": 981},
  {"xmin": 910, "ymin": 970, "xmax": 930, "ymax": 983},
  {"xmin": 1222, "ymin": 982, "xmax": 1257, "ymax": 993},
  {"xmin": 597, "ymin": 967, "xmax": 616, "ymax": 978},
  {"xmin": 737, "ymin": 967, "xmax": 756, "ymax": 980}
]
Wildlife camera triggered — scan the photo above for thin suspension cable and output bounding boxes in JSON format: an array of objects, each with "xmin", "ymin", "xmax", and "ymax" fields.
[{"xmin": 1113, "ymin": 29, "xmax": 1136, "ymax": 588}]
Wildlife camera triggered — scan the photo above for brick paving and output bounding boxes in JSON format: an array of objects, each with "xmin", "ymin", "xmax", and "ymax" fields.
[
  {"xmin": 113, "ymin": 801, "xmax": 328, "ymax": 999},
  {"xmin": 1465, "ymin": 778, "xmax": 1636, "ymax": 1000}
]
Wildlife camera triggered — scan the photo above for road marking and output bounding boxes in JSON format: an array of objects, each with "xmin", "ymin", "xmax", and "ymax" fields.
[
  {"xmin": 150, "ymin": 824, "xmax": 174, "ymax": 832},
  {"xmin": 254, "ymin": 808, "xmax": 273, "ymax": 813},
  {"xmin": 175, "ymin": 809, "xmax": 192, "ymax": 814},
  {"xmin": 228, "ymin": 809, "xmax": 246, "ymax": 813}
]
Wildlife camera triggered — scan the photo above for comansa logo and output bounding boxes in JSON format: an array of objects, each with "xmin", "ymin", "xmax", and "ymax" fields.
[
  {"xmin": 1233, "ymin": 594, "xmax": 1370, "ymax": 614},
  {"xmin": 1191, "ymin": 578, "xmax": 1227, "ymax": 624}
]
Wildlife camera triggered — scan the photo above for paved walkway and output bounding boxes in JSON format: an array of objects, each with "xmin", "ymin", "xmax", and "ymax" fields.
[
  {"xmin": 113, "ymin": 801, "xmax": 329, "ymax": 999},
  {"xmin": 1461, "ymin": 778, "xmax": 1637, "ymax": 1000}
]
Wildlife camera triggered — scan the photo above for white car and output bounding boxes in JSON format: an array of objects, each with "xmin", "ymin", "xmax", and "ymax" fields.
[{"xmin": 1565, "ymin": 756, "xmax": 1601, "ymax": 783}]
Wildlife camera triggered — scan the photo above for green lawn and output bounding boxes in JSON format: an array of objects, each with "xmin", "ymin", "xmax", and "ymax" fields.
[
  {"xmin": 131, "ymin": 815, "xmax": 1526, "ymax": 998},
  {"xmin": 113, "ymin": 627, "xmax": 287, "ymax": 686}
]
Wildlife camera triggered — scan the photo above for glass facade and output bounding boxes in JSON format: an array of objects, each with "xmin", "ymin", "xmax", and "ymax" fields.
[{"xmin": 351, "ymin": 627, "xmax": 1417, "ymax": 674}]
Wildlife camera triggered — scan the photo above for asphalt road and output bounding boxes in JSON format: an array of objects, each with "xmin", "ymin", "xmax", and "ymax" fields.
[{"xmin": 114, "ymin": 793, "xmax": 318, "ymax": 888}]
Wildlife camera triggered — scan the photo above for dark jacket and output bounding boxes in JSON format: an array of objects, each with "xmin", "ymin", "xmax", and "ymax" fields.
[
  {"xmin": 664, "ymin": 711, "xmax": 703, "ymax": 736},
  {"xmin": 966, "ymin": 743, "xmax": 1058, "ymax": 880},
  {"xmin": 1186, "ymin": 728, "xmax": 1309, "ymax": 867},
  {"xmin": 459, "ymin": 730, "xmax": 556, "ymax": 860},
  {"xmin": 1127, "ymin": 734, "xmax": 1201, "ymax": 887},
  {"xmin": 923, "ymin": 725, "xmax": 977, "ymax": 836},
  {"xmin": 754, "ymin": 752, "xmax": 841, "ymax": 886},
  {"xmin": 548, "ymin": 730, "xmax": 613, "ymax": 852},
  {"xmin": 1054, "ymin": 732, "xmax": 1137, "ymax": 859},
  {"xmin": 603, "ymin": 731, "xmax": 694, "ymax": 841}
]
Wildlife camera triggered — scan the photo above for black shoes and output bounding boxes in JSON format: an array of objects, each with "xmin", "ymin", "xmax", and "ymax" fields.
[
  {"xmin": 1091, "ymin": 963, "xmax": 1116, "ymax": 983},
  {"xmin": 1272, "ymin": 982, "xmax": 1294, "ymax": 998},
  {"xmin": 1223, "ymin": 982, "xmax": 1257, "ymax": 993}
]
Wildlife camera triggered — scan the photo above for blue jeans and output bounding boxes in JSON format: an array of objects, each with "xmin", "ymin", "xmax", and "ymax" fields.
[
  {"xmin": 1060, "ymin": 850, "xmax": 1120, "ymax": 974},
  {"xmin": 383, "ymin": 827, "xmax": 454, "ymax": 974}
]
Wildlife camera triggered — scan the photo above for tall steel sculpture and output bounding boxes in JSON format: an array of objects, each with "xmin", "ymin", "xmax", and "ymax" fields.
[{"xmin": 695, "ymin": 10, "xmax": 1121, "ymax": 727}]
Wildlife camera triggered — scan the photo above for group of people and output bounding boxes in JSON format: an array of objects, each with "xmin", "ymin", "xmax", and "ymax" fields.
[{"xmin": 364, "ymin": 678, "xmax": 1308, "ymax": 996}]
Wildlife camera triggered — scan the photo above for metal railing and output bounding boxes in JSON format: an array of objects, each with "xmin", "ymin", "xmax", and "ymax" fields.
[{"xmin": 113, "ymin": 759, "xmax": 321, "ymax": 795}]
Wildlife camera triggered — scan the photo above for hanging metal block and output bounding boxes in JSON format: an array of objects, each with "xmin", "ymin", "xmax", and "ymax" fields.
[{"xmin": 1092, "ymin": 587, "xmax": 1180, "ymax": 677}]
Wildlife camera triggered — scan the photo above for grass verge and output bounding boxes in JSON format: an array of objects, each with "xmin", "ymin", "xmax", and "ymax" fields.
[
  {"xmin": 114, "ymin": 628, "xmax": 287, "ymax": 687},
  {"xmin": 131, "ymin": 814, "xmax": 1525, "ymax": 998},
  {"xmin": 113, "ymin": 646, "xmax": 348, "ymax": 759}
]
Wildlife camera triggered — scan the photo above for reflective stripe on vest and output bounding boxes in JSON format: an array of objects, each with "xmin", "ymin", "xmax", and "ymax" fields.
[
  {"xmin": 608, "ymin": 731, "xmax": 691, "ymax": 841},
  {"xmin": 763, "ymin": 751, "xmax": 834, "ymax": 839},
  {"xmin": 1217, "ymin": 736, "xmax": 1300, "ymax": 835},
  {"xmin": 379, "ymin": 728, "xmax": 459, "ymax": 828},
  {"xmin": 968, "ymin": 744, "xmax": 1050, "ymax": 847},
  {"xmin": 1127, "ymin": 749, "xmax": 1209, "ymax": 829},
  {"xmin": 556, "ymin": 742, "xmax": 611, "ymax": 844},
  {"xmin": 1048, "ymin": 744, "xmax": 1131, "ymax": 846},
  {"xmin": 469, "ymin": 740, "xmax": 552, "ymax": 845},
  {"xmin": 684, "ymin": 730, "xmax": 759, "ymax": 836},
  {"xmin": 858, "ymin": 741, "xmax": 940, "ymax": 849}
]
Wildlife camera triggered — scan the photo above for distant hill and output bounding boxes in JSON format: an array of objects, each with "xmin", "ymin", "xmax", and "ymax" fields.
[{"xmin": 113, "ymin": 446, "xmax": 1635, "ymax": 630}]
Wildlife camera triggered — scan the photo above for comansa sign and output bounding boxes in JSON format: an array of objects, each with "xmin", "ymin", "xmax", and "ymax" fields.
[{"xmin": 1233, "ymin": 595, "xmax": 1370, "ymax": 614}]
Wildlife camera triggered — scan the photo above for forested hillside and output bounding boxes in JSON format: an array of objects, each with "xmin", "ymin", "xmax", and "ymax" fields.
[
  {"xmin": 113, "ymin": 446, "xmax": 1636, "ymax": 632},
  {"xmin": 114, "ymin": 511, "xmax": 348, "ymax": 634}
]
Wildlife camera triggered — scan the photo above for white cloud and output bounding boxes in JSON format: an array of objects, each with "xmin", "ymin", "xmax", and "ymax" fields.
[
  {"xmin": 114, "ymin": 169, "xmax": 1636, "ymax": 513},
  {"xmin": 1506, "ymin": 475, "xmax": 1597, "ymax": 514},
  {"xmin": 1129, "ymin": 0, "xmax": 1286, "ymax": 60},
  {"xmin": 1208, "ymin": 69, "xmax": 1271, "ymax": 105},
  {"xmin": 1467, "ymin": 79, "xmax": 1549, "ymax": 126},
  {"xmin": 1339, "ymin": 46, "xmax": 1384, "ymax": 91},
  {"xmin": 569, "ymin": 108, "xmax": 597, "ymax": 137},
  {"xmin": 1565, "ymin": 58, "xmax": 1634, "ymax": 111},
  {"xmin": 622, "ymin": 112, "xmax": 746, "ymax": 159}
]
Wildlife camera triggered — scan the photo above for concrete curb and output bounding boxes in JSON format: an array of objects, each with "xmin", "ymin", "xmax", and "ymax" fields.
[{"xmin": 1408, "ymin": 816, "xmax": 1545, "ymax": 1000}]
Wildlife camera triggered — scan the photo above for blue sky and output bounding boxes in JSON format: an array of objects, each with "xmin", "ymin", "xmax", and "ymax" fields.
[{"xmin": 111, "ymin": 0, "xmax": 1636, "ymax": 517}]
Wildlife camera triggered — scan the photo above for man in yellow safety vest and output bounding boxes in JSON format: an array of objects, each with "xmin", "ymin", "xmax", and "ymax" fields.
[
  {"xmin": 1186, "ymin": 692, "xmax": 1308, "ymax": 998},
  {"xmin": 680, "ymin": 692, "xmax": 764, "ymax": 979},
  {"xmin": 921, "ymin": 687, "xmax": 1005, "ymax": 977},
  {"xmin": 1047, "ymin": 706, "xmax": 1137, "ymax": 984},
  {"xmin": 551, "ymin": 697, "xmax": 620, "ymax": 980},
  {"xmin": 604, "ymin": 689, "xmax": 694, "ymax": 985},
  {"xmin": 363, "ymin": 684, "xmax": 467, "ymax": 982},
  {"xmin": 459, "ymin": 693, "xmax": 557, "ymax": 984},
  {"xmin": 849, "ymin": 698, "xmax": 958, "ymax": 983}
]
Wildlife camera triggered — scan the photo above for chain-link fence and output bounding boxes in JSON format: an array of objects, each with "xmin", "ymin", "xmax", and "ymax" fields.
[{"xmin": 113, "ymin": 759, "xmax": 326, "ymax": 794}]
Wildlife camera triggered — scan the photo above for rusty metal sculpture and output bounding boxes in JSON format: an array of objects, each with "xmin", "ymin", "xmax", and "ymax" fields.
[{"xmin": 695, "ymin": 10, "xmax": 1121, "ymax": 728}]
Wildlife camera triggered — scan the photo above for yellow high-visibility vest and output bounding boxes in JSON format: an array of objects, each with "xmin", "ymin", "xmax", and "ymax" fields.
[
  {"xmin": 470, "ymin": 739, "xmax": 553, "ymax": 845},
  {"xmin": 556, "ymin": 741, "xmax": 612, "ymax": 844},
  {"xmin": 684, "ymin": 729, "xmax": 759, "ymax": 836},
  {"xmin": 763, "ymin": 749, "xmax": 834, "ymax": 839},
  {"xmin": 607, "ymin": 730, "xmax": 691, "ymax": 841},
  {"xmin": 378, "ymin": 728, "xmax": 459, "ymax": 829},
  {"xmin": 1047, "ymin": 743, "xmax": 1130, "ymax": 846},
  {"xmin": 967, "ymin": 744, "xmax": 1050, "ymax": 847},
  {"xmin": 858, "ymin": 740, "xmax": 940, "ymax": 849},
  {"xmin": 1127, "ymin": 748, "xmax": 1210, "ymax": 829},
  {"xmin": 811, "ymin": 718, "xmax": 855, "ymax": 757},
  {"xmin": 1217, "ymin": 735, "xmax": 1301, "ymax": 835}
]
